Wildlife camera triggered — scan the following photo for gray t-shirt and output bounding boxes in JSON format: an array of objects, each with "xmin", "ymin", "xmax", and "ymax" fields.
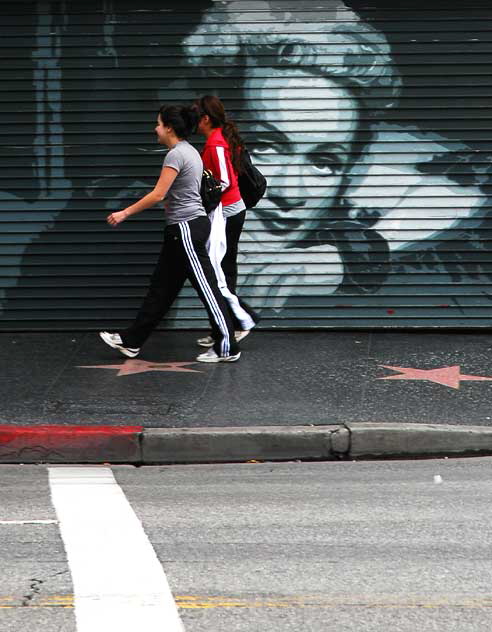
[
  {"xmin": 162, "ymin": 140, "xmax": 206, "ymax": 224},
  {"xmin": 223, "ymin": 198, "xmax": 246, "ymax": 218}
]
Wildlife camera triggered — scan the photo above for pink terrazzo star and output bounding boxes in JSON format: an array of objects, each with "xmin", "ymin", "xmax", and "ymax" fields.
[
  {"xmin": 77, "ymin": 359, "xmax": 202, "ymax": 377},
  {"xmin": 379, "ymin": 365, "xmax": 492, "ymax": 390}
]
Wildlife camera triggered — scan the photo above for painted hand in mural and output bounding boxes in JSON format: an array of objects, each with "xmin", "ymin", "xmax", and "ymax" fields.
[{"xmin": 343, "ymin": 124, "xmax": 485, "ymax": 250}]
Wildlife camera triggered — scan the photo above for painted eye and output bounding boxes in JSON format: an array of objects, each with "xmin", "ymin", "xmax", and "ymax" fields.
[
  {"xmin": 312, "ymin": 163, "xmax": 336, "ymax": 174},
  {"xmin": 250, "ymin": 144, "xmax": 280, "ymax": 156},
  {"xmin": 311, "ymin": 160, "xmax": 343, "ymax": 175}
]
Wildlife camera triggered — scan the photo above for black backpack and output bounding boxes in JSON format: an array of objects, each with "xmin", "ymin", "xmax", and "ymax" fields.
[
  {"xmin": 238, "ymin": 148, "xmax": 267, "ymax": 209},
  {"xmin": 200, "ymin": 168, "xmax": 223, "ymax": 214}
]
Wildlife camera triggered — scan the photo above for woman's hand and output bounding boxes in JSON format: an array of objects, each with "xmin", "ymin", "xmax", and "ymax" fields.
[{"xmin": 107, "ymin": 210, "xmax": 127, "ymax": 227}]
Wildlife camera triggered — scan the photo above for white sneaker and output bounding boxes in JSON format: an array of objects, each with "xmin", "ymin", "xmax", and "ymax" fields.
[
  {"xmin": 197, "ymin": 335, "xmax": 215, "ymax": 348},
  {"xmin": 99, "ymin": 331, "xmax": 140, "ymax": 358},
  {"xmin": 196, "ymin": 348, "xmax": 241, "ymax": 363},
  {"xmin": 235, "ymin": 330, "xmax": 251, "ymax": 343}
]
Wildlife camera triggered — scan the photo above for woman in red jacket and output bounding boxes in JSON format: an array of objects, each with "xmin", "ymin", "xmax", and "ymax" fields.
[{"xmin": 195, "ymin": 95, "xmax": 258, "ymax": 347}]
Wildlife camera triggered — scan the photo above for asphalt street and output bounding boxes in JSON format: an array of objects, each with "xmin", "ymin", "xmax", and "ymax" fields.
[{"xmin": 2, "ymin": 458, "xmax": 492, "ymax": 631}]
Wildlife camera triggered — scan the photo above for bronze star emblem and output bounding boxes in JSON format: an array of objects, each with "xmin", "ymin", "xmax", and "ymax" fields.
[
  {"xmin": 77, "ymin": 359, "xmax": 202, "ymax": 377},
  {"xmin": 378, "ymin": 365, "xmax": 492, "ymax": 390}
]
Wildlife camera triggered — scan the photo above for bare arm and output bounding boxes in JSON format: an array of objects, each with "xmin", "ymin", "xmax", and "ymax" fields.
[{"xmin": 106, "ymin": 166, "xmax": 178, "ymax": 226}]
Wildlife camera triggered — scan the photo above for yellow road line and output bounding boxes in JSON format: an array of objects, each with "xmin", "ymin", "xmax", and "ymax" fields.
[{"xmin": 2, "ymin": 595, "xmax": 492, "ymax": 610}]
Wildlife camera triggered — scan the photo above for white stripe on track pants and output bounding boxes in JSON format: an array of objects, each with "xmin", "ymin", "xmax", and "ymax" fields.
[{"xmin": 207, "ymin": 203, "xmax": 256, "ymax": 331}]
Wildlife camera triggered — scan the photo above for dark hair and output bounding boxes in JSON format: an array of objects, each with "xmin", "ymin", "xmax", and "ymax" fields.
[
  {"xmin": 194, "ymin": 95, "xmax": 245, "ymax": 174},
  {"xmin": 158, "ymin": 104, "xmax": 199, "ymax": 139}
]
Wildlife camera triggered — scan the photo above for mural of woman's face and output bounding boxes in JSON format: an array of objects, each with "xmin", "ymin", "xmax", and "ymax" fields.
[{"xmin": 243, "ymin": 69, "xmax": 358, "ymax": 241}]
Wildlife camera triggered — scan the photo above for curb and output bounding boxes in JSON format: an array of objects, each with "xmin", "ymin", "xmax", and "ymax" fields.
[
  {"xmin": 2, "ymin": 423, "xmax": 492, "ymax": 464},
  {"xmin": 142, "ymin": 425, "xmax": 342, "ymax": 463}
]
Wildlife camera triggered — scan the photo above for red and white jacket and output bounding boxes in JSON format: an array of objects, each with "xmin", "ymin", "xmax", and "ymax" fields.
[{"xmin": 201, "ymin": 127, "xmax": 241, "ymax": 208}]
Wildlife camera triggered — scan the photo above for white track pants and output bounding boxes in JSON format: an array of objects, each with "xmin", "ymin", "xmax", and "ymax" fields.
[{"xmin": 206, "ymin": 204, "xmax": 256, "ymax": 331}]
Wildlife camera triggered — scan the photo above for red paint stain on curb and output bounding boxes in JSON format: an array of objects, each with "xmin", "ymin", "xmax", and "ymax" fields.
[
  {"xmin": 0, "ymin": 426, "xmax": 143, "ymax": 463},
  {"xmin": 0, "ymin": 425, "xmax": 142, "ymax": 441},
  {"xmin": 0, "ymin": 425, "xmax": 142, "ymax": 434}
]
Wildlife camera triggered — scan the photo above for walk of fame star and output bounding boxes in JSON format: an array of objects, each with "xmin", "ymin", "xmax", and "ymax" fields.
[
  {"xmin": 378, "ymin": 365, "xmax": 492, "ymax": 390},
  {"xmin": 77, "ymin": 359, "xmax": 202, "ymax": 377}
]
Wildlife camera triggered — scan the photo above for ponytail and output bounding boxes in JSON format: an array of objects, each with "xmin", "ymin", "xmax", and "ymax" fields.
[
  {"xmin": 159, "ymin": 104, "xmax": 199, "ymax": 139},
  {"xmin": 223, "ymin": 119, "xmax": 245, "ymax": 174}
]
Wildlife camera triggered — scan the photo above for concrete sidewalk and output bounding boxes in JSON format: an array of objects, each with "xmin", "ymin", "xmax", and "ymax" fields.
[{"xmin": 2, "ymin": 330, "xmax": 492, "ymax": 462}]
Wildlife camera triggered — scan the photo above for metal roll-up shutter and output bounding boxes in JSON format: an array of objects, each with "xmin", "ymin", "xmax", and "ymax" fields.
[{"xmin": 1, "ymin": 0, "xmax": 491, "ymax": 330}]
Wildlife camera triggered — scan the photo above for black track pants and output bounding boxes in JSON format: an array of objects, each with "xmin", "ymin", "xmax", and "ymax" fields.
[
  {"xmin": 222, "ymin": 210, "xmax": 259, "ymax": 329},
  {"xmin": 121, "ymin": 215, "xmax": 239, "ymax": 357}
]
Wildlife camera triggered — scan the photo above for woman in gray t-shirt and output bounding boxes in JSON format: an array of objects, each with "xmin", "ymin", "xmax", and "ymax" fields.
[{"xmin": 99, "ymin": 104, "xmax": 240, "ymax": 363}]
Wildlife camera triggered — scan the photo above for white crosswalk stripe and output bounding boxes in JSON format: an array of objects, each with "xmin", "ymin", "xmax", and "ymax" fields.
[{"xmin": 48, "ymin": 466, "xmax": 184, "ymax": 632}]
